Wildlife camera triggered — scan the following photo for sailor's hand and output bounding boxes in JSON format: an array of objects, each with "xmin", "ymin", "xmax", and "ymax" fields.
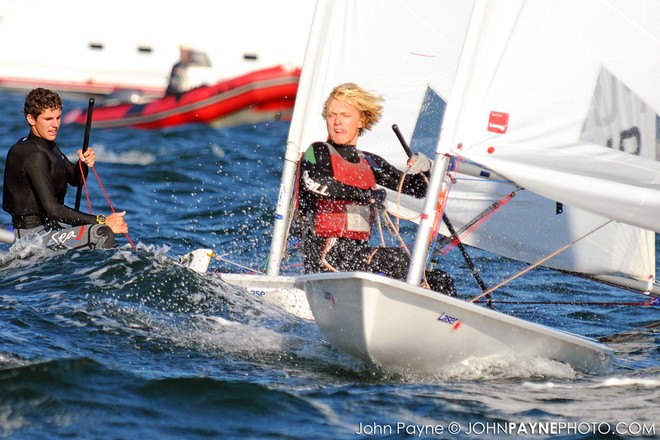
[
  {"xmin": 406, "ymin": 152, "xmax": 431, "ymax": 174},
  {"xmin": 370, "ymin": 188, "xmax": 387, "ymax": 210},
  {"xmin": 106, "ymin": 211, "xmax": 128, "ymax": 234},
  {"xmin": 77, "ymin": 147, "xmax": 96, "ymax": 168}
]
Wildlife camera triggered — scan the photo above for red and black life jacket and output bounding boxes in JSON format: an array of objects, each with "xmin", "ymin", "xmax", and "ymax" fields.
[{"xmin": 314, "ymin": 144, "xmax": 376, "ymax": 240}]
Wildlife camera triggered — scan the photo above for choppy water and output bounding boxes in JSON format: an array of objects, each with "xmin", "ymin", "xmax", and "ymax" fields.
[{"xmin": 0, "ymin": 91, "xmax": 657, "ymax": 439}]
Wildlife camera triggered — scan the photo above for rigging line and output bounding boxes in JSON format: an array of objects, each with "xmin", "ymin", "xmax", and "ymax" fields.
[
  {"xmin": 320, "ymin": 238, "xmax": 341, "ymax": 273},
  {"xmin": 379, "ymin": 202, "xmax": 435, "ymax": 288},
  {"xmin": 419, "ymin": 162, "xmax": 491, "ymax": 302},
  {"xmin": 382, "ymin": 210, "xmax": 411, "ymax": 255},
  {"xmin": 374, "ymin": 209, "xmax": 387, "ymax": 247},
  {"xmin": 214, "ymin": 254, "xmax": 264, "ymax": 274},
  {"xmin": 378, "ymin": 171, "xmax": 424, "ymax": 255},
  {"xmin": 429, "ymin": 166, "xmax": 454, "ymax": 245},
  {"xmin": 468, "ymin": 219, "xmax": 614, "ymax": 303},
  {"xmin": 89, "ymin": 166, "xmax": 137, "ymax": 250},
  {"xmin": 386, "ymin": 172, "xmax": 421, "ymax": 223},
  {"xmin": 472, "ymin": 300, "xmax": 656, "ymax": 307},
  {"xmin": 442, "ymin": 212, "xmax": 490, "ymax": 299},
  {"xmin": 553, "ymin": 268, "xmax": 660, "ymax": 297},
  {"xmin": 434, "ymin": 188, "xmax": 521, "ymax": 256},
  {"xmin": 78, "ymin": 161, "xmax": 94, "ymax": 215}
]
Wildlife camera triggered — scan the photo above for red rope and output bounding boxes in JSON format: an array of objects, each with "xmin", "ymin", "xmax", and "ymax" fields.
[
  {"xmin": 78, "ymin": 163, "xmax": 94, "ymax": 215},
  {"xmin": 436, "ymin": 190, "xmax": 517, "ymax": 256},
  {"xmin": 79, "ymin": 162, "xmax": 136, "ymax": 250},
  {"xmin": 90, "ymin": 167, "xmax": 116, "ymax": 212}
]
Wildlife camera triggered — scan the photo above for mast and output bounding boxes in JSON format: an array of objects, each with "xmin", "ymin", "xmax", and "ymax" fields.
[
  {"xmin": 407, "ymin": 154, "xmax": 451, "ymax": 285},
  {"xmin": 266, "ymin": 144, "xmax": 300, "ymax": 276},
  {"xmin": 266, "ymin": 0, "xmax": 331, "ymax": 276}
]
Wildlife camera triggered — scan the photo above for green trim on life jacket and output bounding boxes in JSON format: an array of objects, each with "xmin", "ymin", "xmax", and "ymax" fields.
[{"xmin": 303, "ymin": 146, "xmax": 317, "ymax": 164}]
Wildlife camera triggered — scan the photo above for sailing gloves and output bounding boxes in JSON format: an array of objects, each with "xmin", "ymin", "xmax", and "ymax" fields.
[
  {"xmin": 371, "ymin": 188, "xmax": 387, "ymax": 210},
  {"xmin": 406, "ymin": 152, "xmax": 432, "ymax": 174}
]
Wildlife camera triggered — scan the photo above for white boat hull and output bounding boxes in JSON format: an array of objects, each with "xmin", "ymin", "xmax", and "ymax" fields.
[
  {"xmin": 296, "ymin": 272, "xmax": 613, "ymax": 374},
  {"xmin": 178, "ymin": 249, "xmax": 312, "ymax": 320},
  {"xmin": 219, "ymin": 273, "xmax": 312, "ymax": 321}
]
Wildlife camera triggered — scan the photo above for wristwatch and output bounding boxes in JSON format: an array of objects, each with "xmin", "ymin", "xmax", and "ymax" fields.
[{"xmin": 96, "ymin": 214, "xmax": 107, "ymax": 225}]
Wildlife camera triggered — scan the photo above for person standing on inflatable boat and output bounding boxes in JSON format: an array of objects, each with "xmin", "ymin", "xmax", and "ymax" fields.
[
  {"xmin": 2, "ymin": 88, "xmax": 128, "ymax": 249},
  {"xmin": 297, "ymin": 83, "xmax": 455, "ymax": 295}
]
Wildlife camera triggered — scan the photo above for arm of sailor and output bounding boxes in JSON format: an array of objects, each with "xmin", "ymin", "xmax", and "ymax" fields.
[{"xmin": 363, "ymin": 151, "xmax": 430, "ymax": 198}]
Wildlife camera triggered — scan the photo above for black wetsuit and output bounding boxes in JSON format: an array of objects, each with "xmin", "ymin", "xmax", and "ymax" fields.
[
  {"xmin": 2, "ymin": 132, "xmax": 115, "ymax": 249},
  {"xmin": 298, "ymin": 140, "xmax": 455, "ymax": 295}
]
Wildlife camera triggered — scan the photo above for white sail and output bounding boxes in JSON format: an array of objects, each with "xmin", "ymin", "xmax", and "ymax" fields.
[
  {"xmin": 286, "ymin": 0, "xmax": 473, "ymax": 162},
  {"xmin": 430, "ymin": 0, "xmax": 660, "ymax": 289},
  {"xmin": 268, "ymin": 0, "xmax": 475, "ymax": 274},
  {"xmin": 440, "ymin": 0, "xmax": 660, "ymax": 232}
]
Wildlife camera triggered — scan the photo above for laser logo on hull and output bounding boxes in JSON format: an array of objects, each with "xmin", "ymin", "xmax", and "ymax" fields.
[{"xmin": 437, "ymin": 312, "xmax": 461, "ymax": 331}]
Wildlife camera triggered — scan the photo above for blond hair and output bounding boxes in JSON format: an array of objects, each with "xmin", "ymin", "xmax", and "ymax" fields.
[{"xmin": 322, "ymin": 83, "xmax": 383, "ymax": 136}]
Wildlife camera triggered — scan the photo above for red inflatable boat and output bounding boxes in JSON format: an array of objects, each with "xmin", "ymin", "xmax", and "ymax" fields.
[{"xmin": 64, "ymin": 65, "xmax": 300, "ymax": 129}]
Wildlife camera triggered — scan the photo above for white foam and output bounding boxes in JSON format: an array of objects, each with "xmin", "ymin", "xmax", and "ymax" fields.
[
  {"xmin": 68, "ymin": 144, "xmax": 156, "ymax": 166},
  {"xmin": 600, "ymin": 377, "xmax": 660, "ymax": 388}
]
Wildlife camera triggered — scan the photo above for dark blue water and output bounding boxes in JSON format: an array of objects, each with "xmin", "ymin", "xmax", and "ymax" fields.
[{"xmin": 0, "ymin": 91, "xmax": 657, "ymax": 439}]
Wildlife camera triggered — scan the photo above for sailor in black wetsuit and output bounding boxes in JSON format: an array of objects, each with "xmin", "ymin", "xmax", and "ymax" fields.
[
  {"xmin": 298, "ymin": 83, "xmax": 455, "ymax": 295},
  {"xmin": 2, "ymin": 88, "xmax": 128, "ymax": 250}
]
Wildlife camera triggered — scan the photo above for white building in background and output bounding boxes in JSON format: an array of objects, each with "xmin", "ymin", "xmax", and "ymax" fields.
[{"xmin": 0, "ymin": 0, "xmax": 315, "ymax": 98}]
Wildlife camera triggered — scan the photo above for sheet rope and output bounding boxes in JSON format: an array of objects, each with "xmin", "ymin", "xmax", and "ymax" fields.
[{"xmin": 79, "ymin": 162, "xmax": 136, "ymax": 250}]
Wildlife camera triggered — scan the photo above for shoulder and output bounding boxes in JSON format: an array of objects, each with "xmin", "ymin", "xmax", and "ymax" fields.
[
  {"xmin": 7, "ymin": 136, "xmax": 40, "ymax": 157},
  {"xmin": 12, "ymin": 135, "xmax": 34, "ymax": 147},
  {"xmin": 302, "ymin": 141, "xmax": 330, "ymax": 164},
  {"xmin": 361, "ymin": 150, "xmax": 389, "ymax": 166}
]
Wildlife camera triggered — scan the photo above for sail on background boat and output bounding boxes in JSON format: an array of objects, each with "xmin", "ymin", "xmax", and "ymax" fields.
[{"xmin": 432, "ymin": 0, "xmax": 660, "ymax": 293}]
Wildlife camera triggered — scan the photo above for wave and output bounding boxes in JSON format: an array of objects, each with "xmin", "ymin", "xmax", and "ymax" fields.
[
  {"xmin": 0, "ymin": 357, "xmax": 327, "ymax": 439},
  {"xmin": 3, "ymin": 241, "xmax": 654, "ymax": 384}
]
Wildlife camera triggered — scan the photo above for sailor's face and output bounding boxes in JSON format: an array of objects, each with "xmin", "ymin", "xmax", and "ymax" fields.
[
  {"xmin": 28, "ymin": 108, "xmax": 61, "ymax": 141},
  {"xmin": 325, "ymin": 98, "xmax": 364, "ymax": 146}
]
